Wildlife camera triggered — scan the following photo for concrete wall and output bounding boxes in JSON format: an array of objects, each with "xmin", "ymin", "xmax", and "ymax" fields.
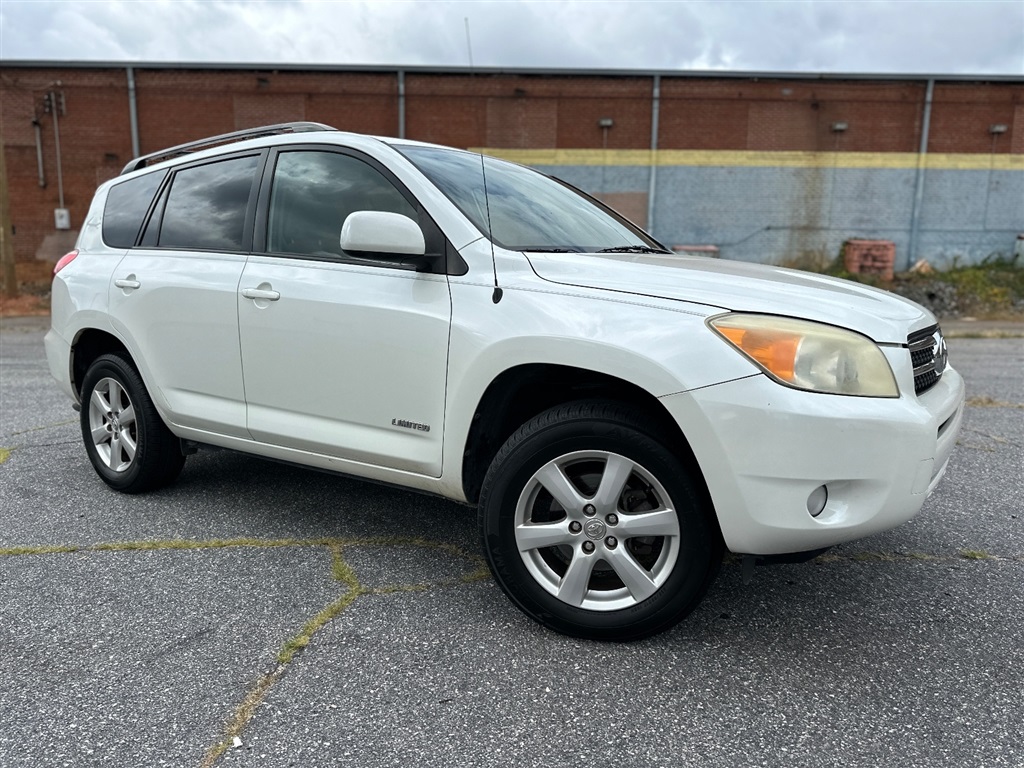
[{"xmin": 505, "ymin": 151, "xmax": 1024, "ymax": 269}]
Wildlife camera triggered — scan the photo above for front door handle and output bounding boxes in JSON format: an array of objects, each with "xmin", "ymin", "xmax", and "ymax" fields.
[
  {"xmin": 114, "ymin": 277, "xmax": 141, "ymax": 290},
  {"xmin": 241, "ymin": 287, "xmax": 281, "ymax": 301}
]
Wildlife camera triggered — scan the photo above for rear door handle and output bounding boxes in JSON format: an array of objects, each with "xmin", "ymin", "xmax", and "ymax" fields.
[
  {"xmin": 241, "ymin": 287, "xmax": 281, "ymax": 301},
  {"xmin": 114, "ymin": 278, "xmax": 141, "ymax": 290}
]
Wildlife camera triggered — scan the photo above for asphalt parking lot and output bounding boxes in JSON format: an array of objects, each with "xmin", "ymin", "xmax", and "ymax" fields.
[{"xmin": 1, "ymin": 316, "xmax": 1021, "ymax": 768}]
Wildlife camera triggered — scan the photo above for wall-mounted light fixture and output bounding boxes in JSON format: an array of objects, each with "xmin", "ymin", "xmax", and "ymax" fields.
[
  {"xmin": 32, "ymin": 118, "xmax": 46, "ymax": 189},
  {"xmin": 989, "ymin": 124, "xmax": 1008, "ymax": 135},
  {"xmin": 598, "ymin": 117, "xmax": 614, "ymax": 154},
  {"xmin": 831, "ymin": 122, "xmax": 849, "ymax": 133}
]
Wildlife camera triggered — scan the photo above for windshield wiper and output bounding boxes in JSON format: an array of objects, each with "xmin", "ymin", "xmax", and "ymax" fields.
[
  {"xmin": 597, "ymin": 245, "xmax": 672, "ymax": 254},
  {"xmin": 519, "ymin": 247, "xmax": 581, "ymax": 253}
]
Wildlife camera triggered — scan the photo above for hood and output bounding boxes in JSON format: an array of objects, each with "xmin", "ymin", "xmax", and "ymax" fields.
[{"xmin": 524, "ymin": 252, "xmax": 934, "ymax": 344}]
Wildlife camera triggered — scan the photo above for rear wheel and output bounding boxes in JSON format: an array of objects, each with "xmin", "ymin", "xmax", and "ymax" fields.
[
  {"xmin": 80, "ymin": 353, "xmax": 185, "ymax": 493},
  {"xmin": 479, "ymin": 401, "xmax": 721, "ymax": 641}
]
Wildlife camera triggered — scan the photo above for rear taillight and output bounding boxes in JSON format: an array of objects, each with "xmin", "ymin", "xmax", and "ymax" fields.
[{"xmin": 54, "ymin": 250, "xmax": 79, "ymax": 275}]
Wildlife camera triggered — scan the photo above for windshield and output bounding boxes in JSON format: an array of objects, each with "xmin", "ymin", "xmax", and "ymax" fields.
[{"xmin": 396, "ymin": 145, "xmax": 666, "ymax": 253}]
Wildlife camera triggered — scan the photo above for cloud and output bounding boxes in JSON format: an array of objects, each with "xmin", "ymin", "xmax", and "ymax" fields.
[
  {"xmin": 1, "ymin": 0, "xmax": 1021, "ymax": 75},
  {"xmin": 695, "ymin": 0, "xmax": 1024, "ymax": 74}
]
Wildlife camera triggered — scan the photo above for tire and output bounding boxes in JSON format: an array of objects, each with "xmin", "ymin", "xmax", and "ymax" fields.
[
  {"xmin": 80, "ymin": 353, "xmax": 185, "ymax": 494},
  {"xmin": 479, "ymin": 401, "xmax": 722, "ymax": 641}
]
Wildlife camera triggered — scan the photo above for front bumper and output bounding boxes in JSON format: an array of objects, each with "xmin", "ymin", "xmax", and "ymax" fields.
[{"xmin": 661, "ymin": 363, "xmax": 965, "ymax": 555}]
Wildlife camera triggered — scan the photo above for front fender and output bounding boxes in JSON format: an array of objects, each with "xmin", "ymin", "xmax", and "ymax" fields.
[{"xmin": 439, "ymin": 276, "xmax": 757, "ymax": 496}]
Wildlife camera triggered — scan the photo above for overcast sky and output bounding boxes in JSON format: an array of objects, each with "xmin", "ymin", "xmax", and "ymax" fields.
[{"xmin": 1, "ymin": 0, "xmax": 1022, "ymax": 75}]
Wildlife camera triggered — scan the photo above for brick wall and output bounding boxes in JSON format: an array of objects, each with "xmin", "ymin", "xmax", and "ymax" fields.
[
  {"xmin": 928, "ymin": 82, "xmax": 1024, "ymax": 154},
  {"xmin": 659, "ymin": 79, "xmax": 925, "ymax": 152},
  {"xmin": 405, "ymin": 73, "xmax": 652, "ymax": 148},
  {"xmin": 1, "ymin": 64, "xmax": 1021, "ymax": 272},
  {"xmin": 0, "ymin": 67, "xmax": 134, "ymax": 263}
]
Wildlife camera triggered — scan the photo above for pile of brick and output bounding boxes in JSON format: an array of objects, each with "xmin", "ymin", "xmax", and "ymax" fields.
[{"xmin": 843, "ymin": 239, "xmax": 896, "ymax": 281}]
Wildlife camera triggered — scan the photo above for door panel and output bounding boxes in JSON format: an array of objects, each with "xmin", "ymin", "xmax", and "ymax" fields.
[
  {"xmin": 238, "ymin": 256, "xmax": 451, "ymax": 475},
  {"xmin": 109, "ymin": 250, "xmax": 249, "ymax": 437},
  {"xmin": 106, "ymin": 152, "xmax": 262, "ymax": 438}
]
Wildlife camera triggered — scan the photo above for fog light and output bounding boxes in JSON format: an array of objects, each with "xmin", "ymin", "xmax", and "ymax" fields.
[{"xmin": 807, "ymin": 485, "xmax": 828, "ymax": 517}]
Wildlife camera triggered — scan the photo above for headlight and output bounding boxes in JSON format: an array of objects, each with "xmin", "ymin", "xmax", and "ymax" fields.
[{"xmin": 708, "ymin": 313, "xmax": 899, "ymax": 398}]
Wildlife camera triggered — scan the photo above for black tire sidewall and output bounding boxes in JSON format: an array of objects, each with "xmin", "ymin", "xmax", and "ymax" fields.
[
  {"xmin": 79, "ymin": 354, "xmax": 177, "ymax": 493},
  {"xmin": 481, "ymin": 409, "xmax": 719, "ymax": 641}
]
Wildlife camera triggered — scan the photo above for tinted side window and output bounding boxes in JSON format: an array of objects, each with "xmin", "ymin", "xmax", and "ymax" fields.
[
  {"xmin": 102, "ymin": 170, "xmax": 166, "ymax": 248},
  {"xmin": 267, "ymin": 151, "xmax": 416, "ymax": 258},
  {"xmin": 159, "ymin": 155, "xmax": 260, "ymax": 251}
]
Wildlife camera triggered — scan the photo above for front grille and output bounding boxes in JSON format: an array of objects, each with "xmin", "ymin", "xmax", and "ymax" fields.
[{"xmin": 908, "ymin": 325, "xmax": 947, "ymax": 396}]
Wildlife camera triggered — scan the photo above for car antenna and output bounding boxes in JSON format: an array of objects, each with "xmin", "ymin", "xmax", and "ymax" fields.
[{"xmin": 480, "ymin": 153, "xmax": 503, "ymax": 304}]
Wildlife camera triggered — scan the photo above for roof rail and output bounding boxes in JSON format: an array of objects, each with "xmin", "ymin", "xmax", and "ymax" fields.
[{"xmin": 120, "ymin": 122, "xmax": 337, "ymax": 175}]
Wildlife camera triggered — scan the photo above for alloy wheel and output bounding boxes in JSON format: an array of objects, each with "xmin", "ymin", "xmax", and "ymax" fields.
[
  {"xmin": 87, "ymin": 377, "xmax": 138, "ymax": 473},
  {"xmin": 514, "ymin": 450, "xmax": 681, "ymax": 611}
]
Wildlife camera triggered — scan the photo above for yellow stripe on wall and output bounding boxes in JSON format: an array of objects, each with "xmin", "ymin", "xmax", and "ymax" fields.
[{"xmin": 470, "ymin": 148, "xmax": 1024, "ymax": 172}]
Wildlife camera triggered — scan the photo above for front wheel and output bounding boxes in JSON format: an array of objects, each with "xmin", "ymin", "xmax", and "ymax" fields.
[
  {"xmin": 479, "ymin": 401, "xmax": 722, "ymax": 641},
  {"xmin": 80, "ymin": 353, "xmax": 185, "ymax": 493}
]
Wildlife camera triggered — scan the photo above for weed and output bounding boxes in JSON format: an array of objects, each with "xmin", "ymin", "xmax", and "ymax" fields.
[
  {"xmin": 959, "ymin": 549, "xmax": 993, "ymax": 560},
  {"xmin": 461, "ymin": 565, "xmax": 493, "ymax": 583},
  {"xmin": 277, "ymin": 591, "xmax": 362, "ymax": 664},
  {"xmin": 946, "ymin": 329, "xmax": 1024, "ymax": 339},
  {"xmin": 966, "ymin": 396, "xmax": 1024, "ymax": 409},
  {"xmin": 790, "ymin": 249, "xmax": 1024, "ymax": 319},
  {"xmin": 200, "ymin": 667, "xmax": 284, "ymax": 768},
  {"xmin": 329, "ymin": 545, "xmax": 360, "ymax": 588},
  {"xmin": 0, "ymin": 544, "xmax": 80, "ymax": 556},
  {"xmin": 852, "ymin": 551, "xmax": 895, "ymax": 562},
  {"xmin": 369, "ymin": 583, "xmax": 432, "ymax": 595}
]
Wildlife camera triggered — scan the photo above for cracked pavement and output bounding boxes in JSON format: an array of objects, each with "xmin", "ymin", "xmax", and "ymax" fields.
[{"xmin": 1, "ymin": 317, "xmax": 1022, "ymax": 767}]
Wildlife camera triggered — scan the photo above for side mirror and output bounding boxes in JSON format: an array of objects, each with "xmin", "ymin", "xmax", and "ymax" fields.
[{"xmin": 340, "ymin": 211, "xmax": 426, "ymax": 257}]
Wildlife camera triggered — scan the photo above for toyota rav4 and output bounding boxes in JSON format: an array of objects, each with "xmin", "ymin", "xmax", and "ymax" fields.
[{"xmin": 46, "ymin": 122, "xmax": 965, "ymax": 640}]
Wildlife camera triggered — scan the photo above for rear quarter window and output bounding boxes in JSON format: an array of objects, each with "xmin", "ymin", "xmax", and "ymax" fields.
[
  {"xmin": 102, "ymin": 170, "xmax": 166, "ymax": 248},
  {"xmin": 157, "ymin": 155, "xmax": 261, "ymax": 252}
]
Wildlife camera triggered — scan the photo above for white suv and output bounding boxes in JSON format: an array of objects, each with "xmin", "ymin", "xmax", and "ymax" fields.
[{"xmin": 46, "ymin": 123, "xmax": 965, "ymax": 640}]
